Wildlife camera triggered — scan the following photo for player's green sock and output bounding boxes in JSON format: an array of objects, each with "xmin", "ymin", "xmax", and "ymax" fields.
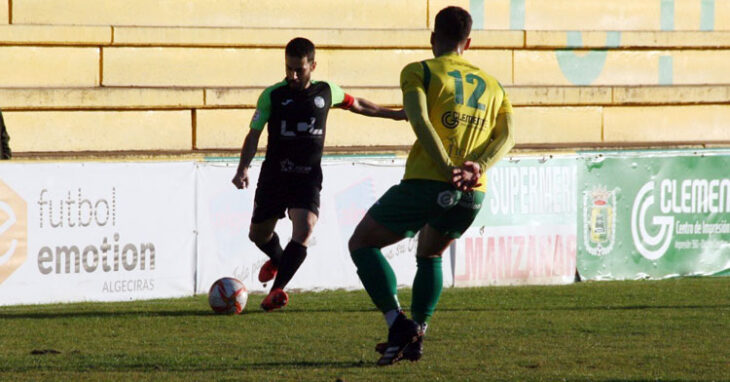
[
  {"xmin": 411, "ymin": 256, "xmax": 443, "ymax": 325},
  {"xmin": 351, "ymin": 247, "xmax": 400, "ymax": 313}
]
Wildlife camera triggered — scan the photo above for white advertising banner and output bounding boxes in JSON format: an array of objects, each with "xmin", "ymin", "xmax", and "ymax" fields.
[
  {"xmin": 196, "ymin": 158, "xmax": 454, "ymax": 294},
  {"xmin": 0, "ymin": 162, "xmax": 196, "ymax": 306},
  {"xmin": 0, "ymin": 156, "xmax": 578, "ymax": 307},
  {"xmin": 452, "ymin": 157, "xmax": 578, "ymax": 286}
]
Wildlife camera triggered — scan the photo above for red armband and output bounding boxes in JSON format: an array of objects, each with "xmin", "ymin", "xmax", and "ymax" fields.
[{"xmin": 338, "ymin": 93, "xmax": 355, "ymax": 110}]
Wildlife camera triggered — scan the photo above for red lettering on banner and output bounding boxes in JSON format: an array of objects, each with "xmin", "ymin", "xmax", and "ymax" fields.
[
  {"xmin": 484, "ymin": 237, "xmax": 496, "ymax": 280},
  {"xmin": 497, "ymin": 236, "xmax": 508, "ymax": 279},
  {"xmin": 458, "ymin": 237, "xmax": 484, "ymax": 281},
  {"xmin": 527, "ymin": 235, "xmax": 537, "ymax": 277},
  {"xmin": 565, "ymin": 235, "xmax": 577, "ymax": 276},
  {"xmin": 457, "ymin": 233, "xmax": 577, "ymax": 283},
  {"xmin": 540, "ymin": 235, "xmax": 554, "ymax": 277},
  {"xmin": 512, "ymin": 236, "xmax": 525, "ymax": 279},
  {"xmin": 554, "ymin": 235, "xmax": 564, "ymax": 275}
]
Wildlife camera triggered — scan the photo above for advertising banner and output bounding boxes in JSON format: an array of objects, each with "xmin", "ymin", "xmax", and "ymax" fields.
[
  {"xmin": 0, "ymin": 162, "xmax": 196, "ymax": 306},
  {"xmin": 578, "ymin": 152, "xmax": 730, "ymax": 280},
  {"xmin": 195, "ymin": 158, "xmax": 454, "ymax": 294},
  {"xmin": 453, "ymin": 157, "xmax": 578, "ymax": 286}
]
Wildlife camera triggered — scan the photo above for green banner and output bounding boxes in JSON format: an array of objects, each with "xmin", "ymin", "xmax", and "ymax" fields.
[{"xmin": 578, "ymin": 152, "xmax": 730, "ymax": 280}]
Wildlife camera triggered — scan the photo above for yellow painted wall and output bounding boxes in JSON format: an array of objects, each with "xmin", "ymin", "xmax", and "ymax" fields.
[
  {"xmin": 0, "ymin": 25, "xmax": 111, "ymax": 45},
  {"xmin": 612, "ymin": 85, "xmax": 730, "ymax": 105},
  {"xmin": 604, "ymin": 105, "xmax": 730, "ymax": 143},
  {"xmin": 5, "ymin": 104, "xmax": 730, "ymax": 152},
  {"xmin": 13, "ymin": 0, "xmax": 427, "ymax": 29},
  {"xmin": 1, "ymin": 1, "xmax": 728, "ymax": 154},
  {"xmin": 527, "ymin": 31, "xmax": 730, "ymax": 48},
  {"xmin": 507, "ymin": 87, "xmax": 612, "ymax": 106},
  {"xmin": 0, "ymin": 88, "xmax": 203, "ymax": 109},
  {"xmin": 515, "ymin": 50, "xmax": 730, "ymax": 86},
  {"xmin": 0, "ymin": 47, "xmax": 99, "ymax": 87},
  {"xmin": 204, "ymin": 88, "xmax": 402, "ymax": 108},
  {"xmin": 430, "ymin": 0, "xmax": 730, "ymax": 31},
  {"xmin": 512, "ymin": 107, "xmax": 603, "ymax": 145},
  {"xmin": 111, "ymin": 27, "xmax": 523, "ymax": 50},
  {"xmin": 0, "ymin": 3, "xmax": 8, "ymax": 25},
  {"xmin": 3, "ymin": 111, "xmax": 191, "ymax": 151},
  {"xmin": 103, "ymin": 48, "xmax": 512, "ymax": 88},
  {"xmin": 14, "ymin": 0, "xmax": 730, "ymax": 31},
  {"xmin": 196, "ymin": 109, "xmax": 254, "ymax": 150}
]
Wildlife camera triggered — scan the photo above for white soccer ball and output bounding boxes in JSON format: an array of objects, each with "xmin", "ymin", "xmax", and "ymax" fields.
[{"xmin": 208, "ymin": 277, "xmax": 248, "ymax": 314}]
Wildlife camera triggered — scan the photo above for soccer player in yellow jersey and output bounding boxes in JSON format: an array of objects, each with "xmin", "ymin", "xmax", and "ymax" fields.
[{"xmin": 348, "ymin": 6, "xmax": 515, "ymax": 366}]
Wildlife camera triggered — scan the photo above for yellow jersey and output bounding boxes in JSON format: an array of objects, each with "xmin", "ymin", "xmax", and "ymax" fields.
[{"xmin": 400, "ymin": 52, "xmax": 512, "ymax": 192}]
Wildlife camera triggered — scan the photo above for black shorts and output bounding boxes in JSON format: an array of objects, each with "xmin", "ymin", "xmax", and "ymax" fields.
[{"xmin": 251, "ymin": 180, "xmax": 321, "ymax": 223}]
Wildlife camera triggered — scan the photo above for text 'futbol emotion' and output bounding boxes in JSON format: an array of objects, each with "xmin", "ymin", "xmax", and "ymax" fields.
[{"xmin": 208, "ymin": 277, "xmax": 248, "ymax": 314}]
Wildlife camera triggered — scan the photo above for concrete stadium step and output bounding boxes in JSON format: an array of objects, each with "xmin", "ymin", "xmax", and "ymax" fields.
[
  {"xmin": 98, "ymin": 46, "xmax": 730, "ymax": 87},
  {"xmin": 111, "ymin": 27, "xmax": 730, "ymax": 49},
  {"xmin": 4, "ymin": 25, "xmax": 730, "ymax": 50},
  {"xmin": 0, "ymin": 88, "xmax": 204, "ymax": 109},
  {"xmin": 5, "ymin": 102, "xmax": 729, "ymax": 153},
  {"xmin": 432, "ymin": 0, "xmax": 730, "ymax": 31},
  {"xmin": 2, "ymin": 85, "xmax": 728, "ymax": 110},
  {"xmin": 1, "ymin": 25, "xmax": 730, "ymax": 87},
  {"xmin": 110, "ymin": 27, "xmax": 523, "ymax": 49},
  {"xmin": 3, "ymin": 110, "xmax": 192, "ymax": 152},
  {"xmin": 194, "ymin": 104, "xmax": 730, "ymax": 150},
  {"xmin": 205, "ymin": 85, "xmax": 730, "ymax": 108},
  {"xmin": 1, "ymin": 44, "xmax": 728, "ymax": 88},
  {"xmin": 10, "ymin": 0, "xmax": 428, "ymax": 29},
  {"xmin": 8, "ymin": 0, "xmax": 730, "ymax": 31}
]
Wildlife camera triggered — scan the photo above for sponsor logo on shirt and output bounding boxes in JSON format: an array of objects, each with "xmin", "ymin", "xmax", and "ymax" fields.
[
  {"xmin": 441, "ymin": 111, "xmax": 487, "ymax": 130},
  {"xmin": 279, "ymin": 159, "xmax": 312, "ymax": 174},
  {"xmin": 314, "ymin": 96, "xmax": 325, "ymax": 109}
]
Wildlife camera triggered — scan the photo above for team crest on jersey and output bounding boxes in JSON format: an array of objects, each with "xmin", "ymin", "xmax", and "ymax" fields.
[
  {"xmin": 583, "ymin": 185, "xmax": 617, "ymax": 256},
  {"xmin": 436, "ymin": 190, "xmax": 457, "ymax": 208},
  {"xmin": 314, "ymin": 96, "xmax": 325, "ymax": 109},
  {"xmin": 252, "ymin": 109, "xmax": 261, "ymax": 122}
]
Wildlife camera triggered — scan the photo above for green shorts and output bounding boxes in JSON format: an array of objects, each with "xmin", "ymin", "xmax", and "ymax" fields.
[{"xmin": 368, "ymin": 179, "xmax": 485, "ymax": 239}]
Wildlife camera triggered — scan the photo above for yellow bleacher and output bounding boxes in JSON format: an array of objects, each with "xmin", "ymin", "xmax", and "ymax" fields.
[{"xmin": 0, "ymin": 0, "xmax": 729, "ymax": 155}]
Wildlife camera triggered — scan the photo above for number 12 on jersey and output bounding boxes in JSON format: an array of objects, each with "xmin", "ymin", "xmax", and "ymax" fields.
[{"xmin": 447, "ymin": 70, "xmax": 486, "ymax": 110}]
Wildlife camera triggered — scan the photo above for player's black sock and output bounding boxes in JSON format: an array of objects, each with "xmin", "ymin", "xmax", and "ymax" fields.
[
  {"xmin": 255, "ymin": 232, "xmax": 284, "ymax": 266},
  {"xmin": 271, "ymin": 240, "xmax": 307, "ymax": 290}
]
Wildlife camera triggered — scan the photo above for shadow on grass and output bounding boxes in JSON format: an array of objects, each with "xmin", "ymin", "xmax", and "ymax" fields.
[
  {"xmin": 436, "ymin": 303, "xmax": 730, "ymax": 312},
  {"xmin": 0, "ymin": 307, "xmax": 379, "ymax": 320},
  {"xmin": 237, "ymin": 360, "xmax": 374, "ymax": 370},
  {"xmin": 1, "ymin": 303, "xmax": 728, "ymax": 320},
  {"xmin": 0, "ymin": 310, "xmax": 214, "ymax": 320}
]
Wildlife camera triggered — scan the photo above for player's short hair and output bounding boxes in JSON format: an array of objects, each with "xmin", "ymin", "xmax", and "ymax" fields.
[
  {"xmin": 285, "ymin": 37, "xmax": 315, "ymax": 62},
  {"xmin": 434, "ymin": 6, "xmax": 472, "ymax": 44}
]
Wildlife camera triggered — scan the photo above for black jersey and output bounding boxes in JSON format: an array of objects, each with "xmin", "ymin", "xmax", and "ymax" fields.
[{"xmin": 250, "ymin": 79, "xmax": 352, "ymax": 186}]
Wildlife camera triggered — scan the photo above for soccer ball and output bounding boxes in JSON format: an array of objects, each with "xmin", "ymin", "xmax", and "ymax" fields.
[{"xmin": 208, "ymin": 277, "xmax": 248, "ymax": 314}]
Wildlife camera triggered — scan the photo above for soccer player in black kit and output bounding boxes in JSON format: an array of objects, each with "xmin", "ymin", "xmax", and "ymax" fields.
[{"xmin": 232, "ymin": 37, "xmax": 406, "ymax": 311}]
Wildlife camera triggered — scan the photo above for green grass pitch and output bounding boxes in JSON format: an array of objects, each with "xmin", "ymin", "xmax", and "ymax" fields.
[{"xmin": 1, "ymin": 277, "xmax": 728, "ymax": 381}]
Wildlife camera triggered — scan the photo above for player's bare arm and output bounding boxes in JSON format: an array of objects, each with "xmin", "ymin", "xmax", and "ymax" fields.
[
  {"xmin": 232, "ymin": 128, "xmax": 263, "ymax": 189},
  {"xmin": 403, "ymin": 90, "xmax": 456, "ymax": 178},
  {"xmin": 349, "ymin": 97, "xmax": 406, "ymax": 120}
]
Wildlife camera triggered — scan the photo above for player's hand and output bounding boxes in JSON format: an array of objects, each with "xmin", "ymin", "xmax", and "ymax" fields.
[
  {"xmin": 394, "ymin": 109, "xmax": 408, "ymax": 121},
  {"xmin": 451, "ymin": 161, "xmax": 482, "ymax": 191},
  {"xmin": 231, "ymin": 168, "xmax": 250, "ymax": 189}
]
